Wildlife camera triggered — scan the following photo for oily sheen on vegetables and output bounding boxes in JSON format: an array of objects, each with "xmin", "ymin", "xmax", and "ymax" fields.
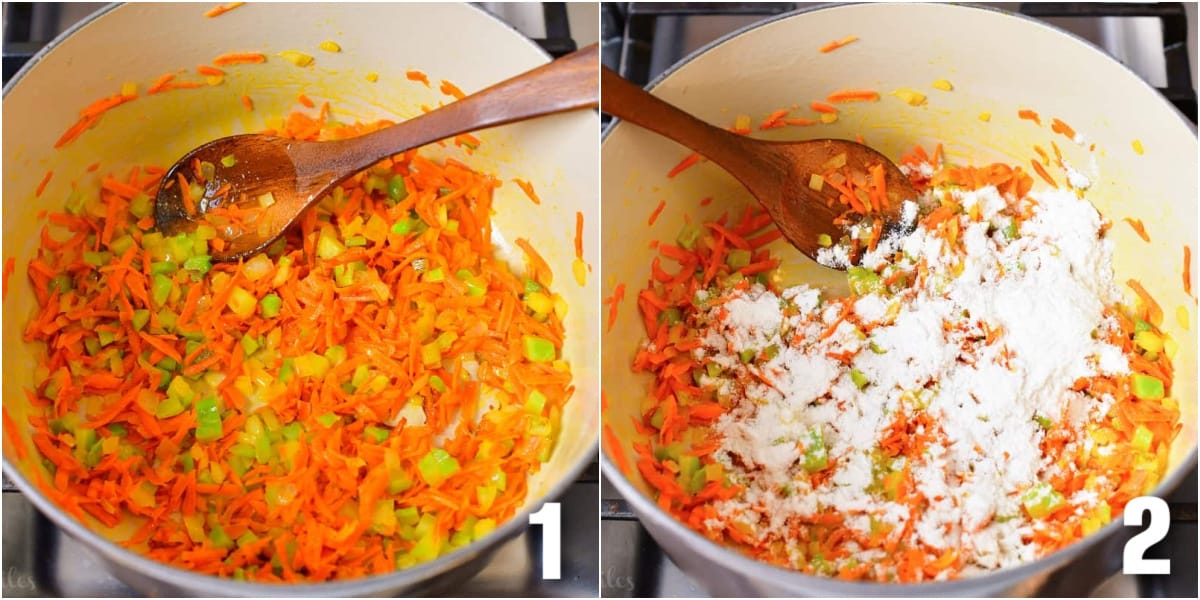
[{"xmin": 16, "ymin": 107, "xmax": 572, "ymax": 582}]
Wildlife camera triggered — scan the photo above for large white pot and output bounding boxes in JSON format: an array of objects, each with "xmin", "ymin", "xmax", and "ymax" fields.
[
  {"xmin": 2, "ymin": 3, "xmax": 599, "ymax": 596},
  {"xmin": 601, "ymin": 3, "xmax": 1196, "ymax": 596}
]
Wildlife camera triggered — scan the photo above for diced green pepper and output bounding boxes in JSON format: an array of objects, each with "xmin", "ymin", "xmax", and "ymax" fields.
[
  {"xmin": 418, "ymin": 448, "xmax": 461, "ymax": 487},
  {"xmin": 259, "ymin": 293, "xmax": 282, "ymax": 318},
  {"xmin": 183, "ymin": 255, "xmax": 212, "ymax": 275},
  {"xmin": 130, "ymin": 309, "xmax": 150, "ymax": 332},
  {"xmin": 281, "ymin": 422, "xmax": 303, "ymax": 441},
  {"xmin": 82, "ymin": 251, "xmax": 111, "ymax": 267},
  {"xmin": 194, "ymin": 397, "xmax": 223, "ymax": 441},
  {"xmin": 151, "ymin": 274, "xmax": 173, "ymax": 307},
  {"xmin": 364, "ymin": 425, "xmax": 390, "ymax": 444},
  {"xmin": 817, "ymin": 233, "xmax": 833, "ymax": 247},
  {"xmin": 526, "ymin": 389, "xmax": 547, "ymax": 414},
  {"xmin": 739, "ymin": 348, "xmax": 756, "ymax": 364},
  {"xmin": 1021, "ymin": 481, "xmax": 1065, "ymax": 519},
  {"xmin": 676, "ymin": 224, "xmax": 702, "ymax": 250},
  {"xmin": 316, "ymin": 412, "xmax": 339, "ymax": 428},
  {"xmin": 129, "ymin": 193, "xmax": 153, "ymax": 219},
  {"xmin": 391, "ymin": 219, "xmax": 412, "ymax": 235},
  {"xmin": 149, "ymin": 259, "xmax": 176, "ymax": 274},
  {"xmin": 522, "ymin": 336, "xmax": 556, "ymax": 362},
  {"xmin": 388, "ymin": 175, "xmax": 407, "ymax": 201},
  {"xmin": 1131, "ymin": 373, "xmax": 1165, "ymax": 400},
  {"xmin": 240, "ymin": 335, "xmax": 260, "ymax": 357},
  {"xmin": 725, "ymin": 249, "xmax": 752, "ymax": 270},
  {"xmin": 1034, "ymin": 414, "xmax": 1053, "ymax": 430},
  {"xmin": 429, "ymin": 375, "xmax": 447, "ymax": 393},
  {"xmin": 660, "ymin": 307, "xmax": 683, "ymax": 325},
  {"xmin": 1131, "ymin": 424, "xmax": 1154, "ymax": 452},
  {"xmin": 524, "ymin": 279, "xmax": 543, "ymax": 294},
  {"xmin": 847, "ymin": 267, "xmax": 883, "ymax": 296},
  {"xmin": 801, "ymin": 427, "xmax": 828, "ymax": 473},
  {"xmin": 850, "ymin": 369, "xmax": 869, "ymax": 390}
]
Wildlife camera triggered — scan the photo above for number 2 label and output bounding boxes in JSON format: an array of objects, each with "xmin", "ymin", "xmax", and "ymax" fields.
[
  {"xmin": 529, "ymin": 502, "xmax": 562, "ymax": 580},
  {"xmin": 1123, "ymin": 496, "xmax": 1170, "ymax": 575}
]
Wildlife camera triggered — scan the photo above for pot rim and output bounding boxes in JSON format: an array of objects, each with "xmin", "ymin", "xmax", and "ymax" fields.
[
  {"xmin": 601, "ymin": 1, "xmax": 1198, "ymax": 593},
  {"xmin": 2, "ymin": 2, "xmax": 599, "ymax": 595}
]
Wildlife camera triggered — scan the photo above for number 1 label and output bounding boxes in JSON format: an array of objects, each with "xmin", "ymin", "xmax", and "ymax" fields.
[
  {"xmin": 529, "ymin": 502, "xmax": 562, "ymax": 580},
  {"xmin": 1123, "ymin": 496, "xmax": 1170, "ymax": 575}
]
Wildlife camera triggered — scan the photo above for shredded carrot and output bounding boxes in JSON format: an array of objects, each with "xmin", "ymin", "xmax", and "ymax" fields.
[
  {"xmin": 667, "ymin": 153, "xmax": 702, "ymax": 179},
  {"xmin": 297, "ymin": 93, "xmax": 315, "ymax": 108},
  {"xmin": 212, "ymin": 52, "xmax": 266, "ymax": 66},
  {"xmin": 758, "ymin": 109, "xmax": 790, "ymax": 130},
  {"xmin": 1123, "ymin": 217, "xmax": 1150, "ymax": 243},
  {"xmin": 811, "ymin": 101, "xmax": 838, "ymax": 114},
  {"xmin": 784, "ymin": 118, "xmax": 817, "ymax": 127},
  {"xmin": 699, "ymin": 197, "xmax": 713, "ymax": 207},
  {"xmin": 1030, "ymin": 159, "xmax": 1057, "ymax": 187},
  {"xmin": 619, "ymin": 142, "xmax": 1180, "ymax": 583},
  {"xmin": 1018, "ymin": 109, "xmax": 1042, "ymax": 126},
  {"xmin": 818, "ymin": 35, "xmax": 859, "ymax": 53},
  {"xmin": 2, "ymin": 407, "xmax": 27, "ymax": 460},
  {"xmin": 826, "ymin": 89, "xmax": 880, "ymax": 103},
  {"xmin": 1050, "ymin": 117, "xmax": 1076, "ymax": 140},
  {"xmin": 204, "ymin": 2, "xmax": 244, "ymax": 18},
  {"xmin": 575, "ymin": 211, "xmax": 585, "ymax": 260},
  {"xmin": 3, "ymin": 257, "xmax": 14, "ymax": 301},
  {"xmin": 406, "ymin": 70, "xmax": 430, "ymax": 87},
  {"xmin": 439, "ymin": 80, "xmax": 466, "ymax": 100},
  {"xmin": 35, "ymin": 170, "xmax": 53, "ymax": 198},
  {"xmin": 513, "ymin": 178, "xmax": 541, "ymax": 205},
  {"xmin": 1127, "ymin": 279, "xmax": 1164, "ymax": 326},
  {"xmin": 18, "ymin": 107, "xmax": 574, "ymax": 582},
  {"xmin": 604, "ymin": 424, "xmax": 633, "ymax": 477},
  {"xmin": 648, "ymin": 200, "xmax": 667, "ymax": 226},
  {"xmin": 604, "ymin": 283, "xmax": 626, "ymax": 333},
  {"xmin": 240, "ymin": 95, "xmax": 254, "ymax": 111},
  {"xmin": 196, "ymin": 65, "xmax": 225, "ymax": 77},
  {"xmin": 1184, "ymin": 245, "xmax": 1193, "ymax": 298}
]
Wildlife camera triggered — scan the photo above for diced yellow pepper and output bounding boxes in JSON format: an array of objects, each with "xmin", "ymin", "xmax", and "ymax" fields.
[
  {"xmin": 278, "ymin": 50, "xmax": 314, "ymax": 67},
  {"xmin": 820, "ymin": 113, "xmax": 838, "ymax": 124},
  {"xmin": 734, "ymin": 114, "xmax": 751, "ymax": 131},
  {"xmin": 365, "ymin": 72, "xmax": 379, "ymax": 83},
  {"xmin": 1132, "ymin": 139, "xmax": 1145, "ymax": 155},
  {"xmin": 121, "ymin": 81, "xmax": 137, "ymax": 97},
  {"xmin": 931, "ymin": 79, "xmax": 954, "ymax": 91},
  {"xmin": 573, "ymin": 258, "xmax": 588, "ymax": 286},
  {"xmin": 525, "ymin": 292, "xmax": 553, "ymax": 314},
  {"xmin": 1176, "ymin": 305, "xmax": 1190, "ymax": 330},
  {"xmin": 318, "ymin": 40, "xmax": 341, "ymax": 53},
  {"xmin": 552, "ymin": 294, "xmax": 568, "ymax": 320},
  {"xmin": 226, "ymin": 286, "xmax": 257, "ymax": 318},
  {"xmin": 978, "ymin": 112, "xmax": 992, "ymax": 122},
  {"xmin": 890, "ymin": 88, "xmax": 927, "ymax": 106}
]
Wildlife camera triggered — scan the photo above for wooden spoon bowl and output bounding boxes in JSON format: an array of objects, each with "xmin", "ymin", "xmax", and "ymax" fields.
[
  {"xmin": 601, "ymin": 66, "xmax": 917, "ymax": 264},
  {"xmin": 155, "ymin": 43, "xmax": 599, "ymax": 261}
]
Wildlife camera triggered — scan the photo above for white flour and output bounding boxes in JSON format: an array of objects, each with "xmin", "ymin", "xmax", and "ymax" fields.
[{"xmin": 695, "ymin": 184, "xmax": 1128, "ymax": 578}]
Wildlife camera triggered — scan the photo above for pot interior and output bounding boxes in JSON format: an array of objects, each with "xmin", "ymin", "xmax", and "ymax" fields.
[{"xmin": 601, "ymin": 0, "xmax": 1196, "ymax": 586}]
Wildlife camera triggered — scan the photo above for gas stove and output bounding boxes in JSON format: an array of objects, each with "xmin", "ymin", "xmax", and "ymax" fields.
[
  {"xmin": 600, "ymin": 2, "xmax": 1197, "ymax": 597},
  {"xmin": 0, "ymin": 2, "xmax": 599, "ymax": 597}
]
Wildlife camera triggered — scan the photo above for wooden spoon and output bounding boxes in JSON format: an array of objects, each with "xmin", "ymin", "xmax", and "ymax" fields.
[
  {"xmin": 155, "ymin": 43, "xmax": 599, "ymax": 261},
  {"xmin": 601, "ymin": 66, "xmax": 917, "ymax": 266}
]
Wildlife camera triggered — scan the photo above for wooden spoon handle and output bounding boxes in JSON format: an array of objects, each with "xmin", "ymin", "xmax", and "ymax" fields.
[
  {"xmin": 600, "ymin": 67, "xmax": 761, "ymax": 181},
  {"xmin": 316, "ymin": 43, "xmax": 600, "ymax": 174}
]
